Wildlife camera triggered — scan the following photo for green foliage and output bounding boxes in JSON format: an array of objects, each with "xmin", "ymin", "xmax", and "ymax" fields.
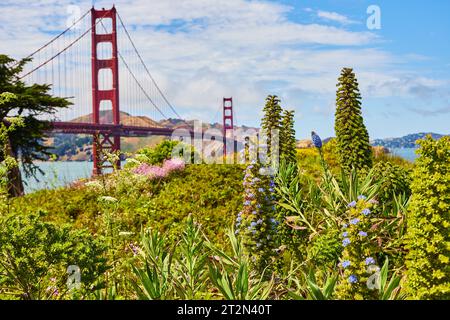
[
  {"xmin": 275, "ymin": 161, "xmax": 319, "ymax": 234},
  {"xmin": 261, "ymin": 95, "xmax": 282, "ymax": 157},
  {"xmin": 307, "ymin": 230, "xmax": 342, "ymax": 268},
  {"xmin": 405, "ymin": 135, "xmax": 450, "ymax": 299},
  {"xmin": 0, "ymin": 104, "xmax": 24, "ymax": 203},
  {"xmin": 0, "ymin": 211, "xmax": 108, "ymax": 299},
  {"xmin": 134, "ymin": 140, "xmax": 182, "ymax": 165},
  {"xmin": 172, "ymin": 216, "xmax": 209, "ymax": 299},
  {"xmin": 377, "ymin": 258, "xmax": 406, "ymax": 300},
  {"xmin": 371, "ymin": 161, "xmax": 411, "ymax": 206},
  {"xmin": 131, "ymin": 228, "xmax": 173, "ymax": 300},
  {"xmin": 131, "ymin": 217, "xmax": 210, "ymax": 300},
  {"xmin": 10, "ymin": 164, "xmax": 244, "ymax": 247},
  {"xmin": 207, "ymin": 229, "xmax": 274, "ymax": 300},
  {"xmin": 131, "ymin": 219, "xmax": 273, "ymax": 300},
  {"xmin": 273, "ymin": 161, "xmax": 308, "ymax": 261},
  {"xmin": 280, "ymin": 110, "xmax": 297, "ymax": 163},
  {"xmin": 0, "ymin": 55, "xmax": 70, "ymax": 189},
  {"xmin": 334, "ymin": 68, "xmax": 373, "ymax": 172}
]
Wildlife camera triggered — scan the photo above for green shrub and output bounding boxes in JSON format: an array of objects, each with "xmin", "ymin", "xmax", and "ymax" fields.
[
  {"xmin": 372, "ymin": 161, "xmax": 411, "ymax": 206},
  {"xmin": 405, "ymin": 135, "xmax": 450, "ymax": 299},
  {"xmin": 307, "ymin": 229, "xmax": 341, "ymax": 268},
  {"xmin": 0, "ymin": 211, "xmax": 108, "ymax": 299},
  {"xmin": 135, "ymin": 140, "xmax": 193, "ymax": 165}
]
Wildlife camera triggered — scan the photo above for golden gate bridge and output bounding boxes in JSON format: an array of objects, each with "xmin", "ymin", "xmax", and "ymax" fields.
[{"xmin": 19, "ymin": 6, "xmax": 235, "ymax": 175}]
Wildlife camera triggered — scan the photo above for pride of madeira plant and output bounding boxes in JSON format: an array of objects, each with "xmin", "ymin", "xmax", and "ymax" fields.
[
  {"xmin": 280, "ymin": 110, "xmax": 297, "ymax": 164},
  {"xmin": 335, "ymin": 196, "xmax": 379, "ymax": 300},
  {"xmin": 261, "ymin": 95, "xmax": 282, "ymax": 158},
  {"xmin": 335, "ymin": 68, "xmax": 373, "ymax": 172},
  {"xmin": 236, "ymin": 161, "xmax": 278, "ymax": 271}
]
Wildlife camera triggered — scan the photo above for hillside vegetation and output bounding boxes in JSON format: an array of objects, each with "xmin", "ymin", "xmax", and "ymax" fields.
[{"xmin": 1, "ymin": 68, "xmax": 448, "ymax": 301}]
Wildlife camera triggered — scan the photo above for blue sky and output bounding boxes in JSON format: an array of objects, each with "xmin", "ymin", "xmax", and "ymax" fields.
[{"xmin": 0, "ymin": 0, "xmax": 449, "ymax": 139}]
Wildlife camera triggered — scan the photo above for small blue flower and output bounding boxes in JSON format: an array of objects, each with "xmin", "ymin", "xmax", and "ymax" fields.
[
  {"xmin": 250, "ymin": 221, "xmax": 257, "ymax": 227},
  {"xmin": 256, "ymin": 204, "xmax": 261, "ymax": 208},
  {"xmin": 348, "ymin": 275, "xmax": 358, "ymax": 284},
  {"xmin": 365, "ymin": 257, "xmax": 376, "ymax": 265},
  {"xmin": 238, "ymin": 211, "xmax": 242, "ymax": 216},
  {"xmin": 311, "ymin": 131, "xmax": 322, "ymax": 148},
  {"xmin": 348, "ymin": 201, "xmax": 357, "ymax": 208},
  {"xmin": 350, "ymin": 218, "xmax": 360, "ymax": 225},
  {"xmin": 236, "ymin": 216, "xmax": 242, "ymax": 222},
  {"xmin": 252, "ymin": 210, "xmax": 257, "ymax": 215},
  {"xmin": 362, "ymin": 208, "xmax": 371, "ymax": 216},
  {"xmin": 244, "ymin": 200, "xmax": 251, "ymax": 206},
  {"xmin": 252, "ymin": 229, "xmax": 257, "ymax": 234},
  {"xmin": 258, "ymin": 188, "xmax": 265, "ymax": 193},
  {"xmin": 342, "ymin": 223, "xmax": 348, "ymax": 229},
  {"xmin": 358, "ymin": 231, "xmax": 368, "ymax": 237},
  {"xmin": 248, "ymin": 165, "xmax": 254, "ymax": 170},
  {"xmin": 257, "ymin": 219, "xmax": 263, "ymax": 225},
  {"xmin": 357, "ymin": 195, "xmax": 367, "ymax": 200},
  {"xmin": 269, "ymin": 187, "xmax": 274, "ymax": 192},
  {"xmin": 269, "ymin": 180, "xmax": 275, "ymax": 187},
  {"xmin": 342, "ymin": 232, "xmax": 348, "ymax": 237},
  {"xmin": 342, "ymin": 238, "xmax": 351, "ymax": 247},
  {"xmin": 369, "ymin": 199, "xmax": 379, "ymax": 205},
  {"xmin": 256, "ymin": 242, "xmax": 261, "ymax": 248},
  {"xmin": 235, "ymin": 229, "xmax": 239, "ymax": 235},
  {"xmin": 341, "ymin": 260, "xmax": 351, "ymax": 268},
  {"xmin": 270, "ymin": 218, "xmax": 279, "ymax": 225}
]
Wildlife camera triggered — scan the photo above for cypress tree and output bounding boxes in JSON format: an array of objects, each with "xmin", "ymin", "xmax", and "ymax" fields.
[
  {"xmin": 334, "ymin": 68, "xmax": 372, "ymax": 172},
  {"xmin": 261, "ymin": 95, "xmax": 282, "ymax": 160},
  {"xmin": 0, "ymin": 55, "xmax": 70, "ymax": 196},
  {"xmin": 280, "ymin": 109, "xmax": 297, "ymax": 163}
]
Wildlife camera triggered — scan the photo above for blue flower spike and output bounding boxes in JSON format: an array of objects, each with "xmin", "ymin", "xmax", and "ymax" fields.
[{"xmin": 311, "ymin": 131, "xmax": 322, "ymax": 149}]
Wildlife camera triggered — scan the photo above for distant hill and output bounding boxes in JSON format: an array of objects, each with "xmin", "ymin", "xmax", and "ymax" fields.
[
  {"xmin": 371, "ymin": 132, "xmax": 447, "ymax": 149},
  {"xmin": 70, "ymin": 111, "xmax": 257, "ymax": 132},
  {"xmin": 71, "ymin": 111, "xmax": 163, "ymax": 128}
]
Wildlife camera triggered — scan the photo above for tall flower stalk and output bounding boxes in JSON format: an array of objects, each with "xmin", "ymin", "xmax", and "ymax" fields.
[
  {"xmin": 335, "ymin": 196, "xmax": 379, "ymax": 300},
  {"xmin": 236, "ymin": 162, "xmax": 278, "ymax": 270}
]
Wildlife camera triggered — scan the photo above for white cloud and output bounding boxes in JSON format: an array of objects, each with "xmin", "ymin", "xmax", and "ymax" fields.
[{"xmin": 316, "ymin": 10, "xmax": 358, "ymax": 25}]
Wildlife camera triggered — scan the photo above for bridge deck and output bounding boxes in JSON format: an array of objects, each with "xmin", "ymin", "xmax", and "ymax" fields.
[{"xmin": 50, "ymin": 121, "xmax": 193, "ymax": 137}]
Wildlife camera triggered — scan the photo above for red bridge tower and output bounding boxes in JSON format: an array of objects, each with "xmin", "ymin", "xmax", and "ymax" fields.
[
  {"xmin": 91, "ymin": 7, "xmax": 120, "ymax": 175},
  {"xmin": 223, "ymin": 97, "xmax": 234, "ymax": 157}
]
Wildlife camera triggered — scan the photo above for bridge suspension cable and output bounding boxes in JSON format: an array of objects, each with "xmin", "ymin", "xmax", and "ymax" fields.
[
  {"xmin": 117, "ymin": 11, "xmax": 181, "ymax": 119},
  {"xmin": 98, "ymin": 20, "xmax": 168, "ymax": 119},
  {"xmin": 19, "ymin": 10, "xmax": 108, "ymax": 80},
  {"xmin": 16, "ymin": 9, "xmax": 91, "ymax": 64}
]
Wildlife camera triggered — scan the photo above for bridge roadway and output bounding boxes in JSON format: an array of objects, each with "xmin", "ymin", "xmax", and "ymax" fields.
[{"xmin": 50, "ymin": 121, "xmax": 191, "ymax": 137}]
